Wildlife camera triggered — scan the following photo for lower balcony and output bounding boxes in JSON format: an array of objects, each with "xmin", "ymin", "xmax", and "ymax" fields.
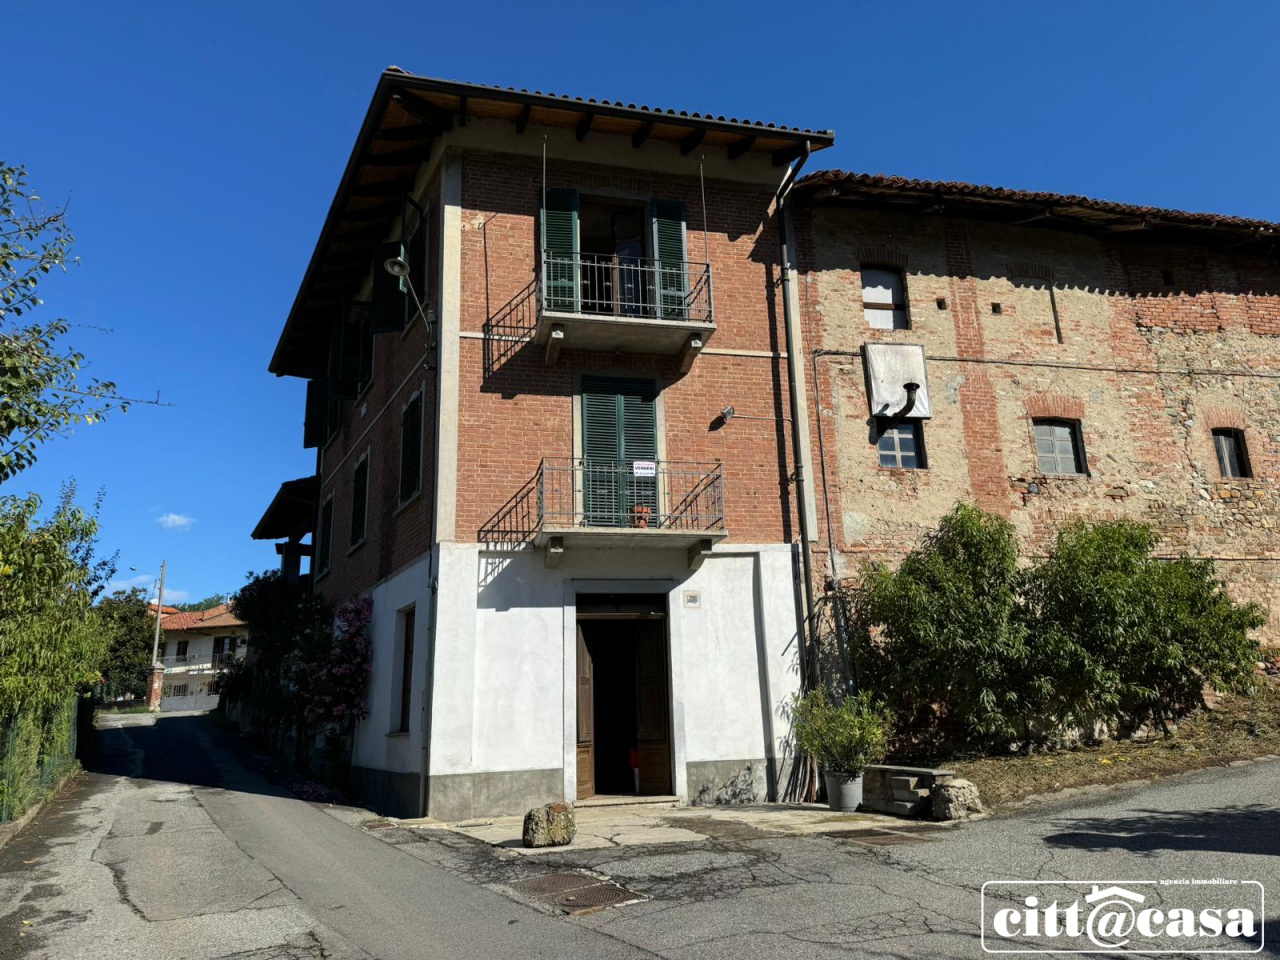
[{"xmin": 534, "ymin": 458, "xmax": 727, "ymax": 568}]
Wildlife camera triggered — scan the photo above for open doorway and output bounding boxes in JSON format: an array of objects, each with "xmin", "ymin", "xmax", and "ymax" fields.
[{"xmin": 575, "ymin": 593, "xmax": 671, "ymax": 800}]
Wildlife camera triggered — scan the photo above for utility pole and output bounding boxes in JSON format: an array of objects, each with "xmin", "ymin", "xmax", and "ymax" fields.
[{"xmin": 150, "ymin": 560, "xmax": 167, "ymax": 665}]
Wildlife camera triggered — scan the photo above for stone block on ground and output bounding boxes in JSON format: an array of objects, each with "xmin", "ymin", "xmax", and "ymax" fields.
[
  {"xmin": 932, "ymin": 778, "xmax": 983, "ymax": 820},
  {"xmin": 522, "ymin": 802, "xmax": 576, "ymax": 848}
]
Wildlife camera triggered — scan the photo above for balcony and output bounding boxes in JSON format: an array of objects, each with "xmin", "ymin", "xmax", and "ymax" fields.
[
  {"xmin": 534, "ymin": 252, "xmax": 715, "ymax": 369},
  {"xmin": 535, "ymin": 458, "xmax": 727, "ymax": 568},
  {"xmin": 160, "ymin": 653, "xmax": 240, "ymax": 674}
]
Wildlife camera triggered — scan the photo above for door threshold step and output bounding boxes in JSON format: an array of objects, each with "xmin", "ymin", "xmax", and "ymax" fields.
[{"xmin": 576, "ymin": 794, "xmax": 680, "ymax": 809}]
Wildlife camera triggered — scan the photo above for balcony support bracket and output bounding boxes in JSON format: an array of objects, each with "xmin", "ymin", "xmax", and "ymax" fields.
[
  {"xmin": 544, "ymin": 324, "xmax": 565, "ymax": 365},
  {"xmin": 545, "ymin": 536, "xmax": 565, "ymax": 569},
  {"xmin": 677, "ymin": 334, "xmax": 703, "ymax": 374},
  {"xmin": 687, "ymin": 538, "xmax": 715, "ymax": 571}
]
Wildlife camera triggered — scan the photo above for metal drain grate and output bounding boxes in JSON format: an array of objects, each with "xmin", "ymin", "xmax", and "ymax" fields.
[
  {"xmin": 510, "ymin": 873, "xmax": 641, "ymax": 915},
  {"xmin": 511, "ymin": 873, "xmax": 599, "ymax": 896}
]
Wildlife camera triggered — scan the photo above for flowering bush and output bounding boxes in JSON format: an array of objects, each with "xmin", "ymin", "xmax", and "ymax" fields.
[{"xmin": 305, "ymin": 597, "xmax": 373, "ymax": 730}]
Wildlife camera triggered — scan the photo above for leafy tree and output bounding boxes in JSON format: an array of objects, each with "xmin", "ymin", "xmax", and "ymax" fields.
[
  {"xmin": 172, "ymin": 594, "xmax": 229, "ymax": 612},
  {"xmin": 0, "ymin": 163, "xmax": 129, "ymax": 483},
  {"xmin": 0, "ymin": 484, "xmax": 111, "ymax": 717},
  {"xmin": 97, "ymin": 588, "xmax": 155, "ymax": 699}
]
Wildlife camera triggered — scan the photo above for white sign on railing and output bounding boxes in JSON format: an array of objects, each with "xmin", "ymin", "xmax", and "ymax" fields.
[{"xmin": 632, "ymin": 460, "xmax": 657, "ymax": 477}]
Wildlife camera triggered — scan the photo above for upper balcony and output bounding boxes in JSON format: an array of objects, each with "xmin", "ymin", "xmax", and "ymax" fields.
[
  {"xmin": 534, "ymin": 252, "xmax": 715, "ymax": 369},
  {"xmin": 534, "ymin": 457, "xmax": 727, "ymax": 568}
]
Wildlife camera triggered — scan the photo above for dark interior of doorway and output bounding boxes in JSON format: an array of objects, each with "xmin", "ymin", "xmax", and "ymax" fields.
[{"xmin": 576, "ymin": 593, "xmax": 671, "ymax": 800}]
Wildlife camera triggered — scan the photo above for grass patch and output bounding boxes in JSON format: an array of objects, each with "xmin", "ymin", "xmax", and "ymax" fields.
[
  {"xmin": 95, "ymin": 704, "xmax": 152, "ymax": 714},
  {"xmin": 944, "ymin": 678, "xmax": 1280, "ymax": 808}
]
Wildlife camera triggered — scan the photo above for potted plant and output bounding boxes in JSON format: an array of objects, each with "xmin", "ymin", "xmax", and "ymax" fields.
[{"xmin": 792, "ymin": 688, "xmax": 892, "ymax": 811}]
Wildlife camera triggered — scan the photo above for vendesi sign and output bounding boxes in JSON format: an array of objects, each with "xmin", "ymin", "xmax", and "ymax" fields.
[
  {"xmin": 981, "ymin": 880, "xmax": 1263, "ymax": 954},
  {"xmin": 632, "ymin": 461, "xmax": 657, "ymax": 477}
]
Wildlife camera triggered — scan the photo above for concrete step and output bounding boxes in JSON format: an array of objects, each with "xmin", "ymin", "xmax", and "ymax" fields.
[
  {"xmin": 891, "ymin": 787, "xmax": 931, "ymax": 802},
  {"xmin": 889, "ymin": 775, "xmax": 923, "ymax": 792},
  {"xmin": 884, "ymin": 799, "xmax": 929, "ymax": 816}
]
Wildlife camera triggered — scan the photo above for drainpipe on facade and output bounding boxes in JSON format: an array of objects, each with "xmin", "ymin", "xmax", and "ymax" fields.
[{"xmin": 775, "ymin": 142, "xmax": 820, "ymax": 693}]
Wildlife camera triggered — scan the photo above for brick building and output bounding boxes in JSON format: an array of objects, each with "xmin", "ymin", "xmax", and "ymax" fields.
[
  {"xmin": 792, "ymin": 171, "xmax": 1280, "ymax": 644},
  {"xmin": 257, "ymin": 71, "xmax": 1280, "ymax": 821},
  {"xmin": 257, "ymin": 70, "xmax": 835, "ymax": 819}
]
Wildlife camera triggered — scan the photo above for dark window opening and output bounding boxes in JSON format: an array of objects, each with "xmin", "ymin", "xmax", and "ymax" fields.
[
  {"xmin": 1213, "ymin": 428, "xmax": 1251, "ymax": 479},
  {"xmin": 1033, "ymin": 419, "xmax": 1087, "ymax": 475},
  {"xmin": 350, "ymin": 457, "xmax": 369, "ymax": 546},
  {"xmin": 876, "ymin": 420, "xmax": 925, "ymax": 470},
  {"xmin": 398, "ymin": 607, "xmax": 416, "ymax": 734},
  {"xmin": 400, "ymin": 395, "xmax": 423, "ymax": 503},
  {"xmin": 317, "ymin": 497, "xmax": 333, "ymax": 575}
]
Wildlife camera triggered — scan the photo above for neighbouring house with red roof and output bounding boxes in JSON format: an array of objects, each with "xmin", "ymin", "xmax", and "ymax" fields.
[{"xmin": 158, "ymin": 604, "xmax": 250, "ymax": 711}]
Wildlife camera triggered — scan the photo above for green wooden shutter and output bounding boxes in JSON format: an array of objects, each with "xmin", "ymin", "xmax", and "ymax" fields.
[
  {"xmin": 581, "ymin": 377, "xmax": 657, "ymax": 527},
  {"xmin": 329, "ymin": 301, "xmax": 371, "ymax": 398},
  {"xmin": 351, "ymin": 457, "xmax": 369, "ymax": 546},
  {"xmin": 542, "ymin": 188, "xmax": 579, "ymax": 313},
  {"xmin": 651, "ymin": 200, "xmax": 688, "ymax": 320},
  {"xmin": 303, "ymin": 380, "xmax": 327, "ymax": 448},
  {"xmin": 317, "ymin": 498, "xmax": 333, "ymax": 574},
  {"xmin": 582, "ymin": 384, "xmax": 619, "ymax": 526},
  {"xmin": 400, "ymin": 395, "xmax": 423, "ymax": 502}
]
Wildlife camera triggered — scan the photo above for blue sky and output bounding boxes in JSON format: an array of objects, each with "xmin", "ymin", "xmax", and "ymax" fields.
[{"xmin": 7, "ymin": 1, "xmax": 1280, "ymax": 603}]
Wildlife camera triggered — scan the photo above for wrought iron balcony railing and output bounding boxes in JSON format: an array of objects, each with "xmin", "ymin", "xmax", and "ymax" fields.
[
  {"xmin": 160, "ymin": 653, "xmax": 240, "ymax": 672},
  {"xmin": 539, "ymin": 251, "xmax": 713, "ymax": 324},
  {"xmin": 537, "ymin": 458, "xmax": 725, "ymax": 534}
]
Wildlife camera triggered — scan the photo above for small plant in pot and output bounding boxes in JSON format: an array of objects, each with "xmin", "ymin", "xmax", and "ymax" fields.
[{"xmin": 792, "ymin": 688, "xmax": 892, "ymax": 811}]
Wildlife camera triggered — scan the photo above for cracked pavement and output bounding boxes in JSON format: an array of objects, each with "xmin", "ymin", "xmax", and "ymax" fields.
[{"xmin": 2, "ymin": 712, "xmax": 1278, "ymax": 958}]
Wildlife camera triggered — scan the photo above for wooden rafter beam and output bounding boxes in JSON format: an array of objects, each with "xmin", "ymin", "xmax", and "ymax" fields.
[
  {"xmin": 341, "ymin": 203, "xmax": 400, "ymax": 223},
  {"xmin": 632, "ymin": 121, "xmax": 653, "ymax": 149},
  {"xmin": 515, "ymin": 103, "xmax": 532, "ymax": 134},
  {"xmin": 391, "ymin": 94, "xmax": 454, "ymax": 129},
  {"xmin": 727, "ymin": 135, "xmax": 756, "ymax": 160},
  {"xmin": 458, "ymin": 95, "xmax": 468, "ymax": 126},
  {"xmin": 576, "ymin": 112, "xmax": 594, "ymax": 142},
  {"xmin": 679, "ymin": 129, "xmax": 705, "ymax": 156}
]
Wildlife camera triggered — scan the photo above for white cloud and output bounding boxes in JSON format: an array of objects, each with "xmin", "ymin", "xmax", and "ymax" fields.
[
  {"xmin": 156, "ymin": 513, "xmax": 195, "ymax": 531},
  {"xmin": 158, "ymin": 589, "xmax": 190, "ymax": 604}
]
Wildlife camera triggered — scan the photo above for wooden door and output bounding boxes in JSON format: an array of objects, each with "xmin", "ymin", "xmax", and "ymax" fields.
[
  {"xmin": 635, "ymin": 625, "xmax": 672, "ymax": 795},
  {"xmin": 575, "ymin": 625, "xmax": 595, "ymax": 800}
]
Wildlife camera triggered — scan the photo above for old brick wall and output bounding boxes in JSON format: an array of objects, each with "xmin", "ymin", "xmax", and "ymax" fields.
[
  {"xmin": 802, "ymin": 206, "xmax": 1280, "ymax": 641},
  {"xmin": 456, "ymin": 150, "xmax": 800, "ymax": 547}
]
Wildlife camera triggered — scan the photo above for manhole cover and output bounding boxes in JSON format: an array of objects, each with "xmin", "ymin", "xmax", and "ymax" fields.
[
  {"xmin": 511, "ymin": 873, "xmax": 599, "ymax": 896},
  {"xmin": 509, "ymin": 873, "xmax": 641, "ymax": 915},
  {"xmin": 554, "ymin": 883, "xmax": 635, "ymax": 911}
]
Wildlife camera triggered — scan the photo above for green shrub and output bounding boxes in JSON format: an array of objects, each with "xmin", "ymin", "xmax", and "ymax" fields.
[
  {"xmin": 1024, "ymin": 520, "xmax": 1264, "ymax": 735},
  {"xmin": 851, "ymin": 502, "xmax": 1036, "ymax": 747},
  {"xmin": 792, "ymin": 688, "xmax": 892, "ymax": 777}
]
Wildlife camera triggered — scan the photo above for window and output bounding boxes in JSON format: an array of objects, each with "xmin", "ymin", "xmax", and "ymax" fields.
[
  {"xmin": 400, "ymin": 394, "xmax": 423, "ymax": 503},
  {"xmin": 397, "ymin": 607, "xmax": 416, "ymax": 734},
  {"xmin": 176, "ymin": 639, "xmax": 189, "ymax": 659},
  {"xmin": 862, "ymin": 267, "xmax": 908, "ymax": 330},
  {"xmin": 1213, "ymin": 428, "xmax": 1251, "ymax": 478},
  {"xmin": 350, "ymin": 454, "xmax": 369, "ymax": 546},
  {"xmin": 876, "ymin": 420, "xmax": 925, "ymax": 469},
  {"xmin": 1033, "ymin": 419, "xmax": 1087, "ymax": 475},
  {"xmin": 317, "ymin": 496, "xmax": 333, "ymax": 575},
  {"xmin": 172, "ymin": 684, "xmax": 188, "ymax": 698},
  {"xmin": 542, "ymin": 189, "xmax": 691, "ymax": 320},
  {"xmin": 581, "ymin": 377, "xmax": 658, "ymax": 526}
]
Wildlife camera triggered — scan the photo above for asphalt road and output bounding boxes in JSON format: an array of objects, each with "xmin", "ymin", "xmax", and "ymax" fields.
[{"xmin": 1, "ymin": 712, "xmax": 1277, "ymax": 959}]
